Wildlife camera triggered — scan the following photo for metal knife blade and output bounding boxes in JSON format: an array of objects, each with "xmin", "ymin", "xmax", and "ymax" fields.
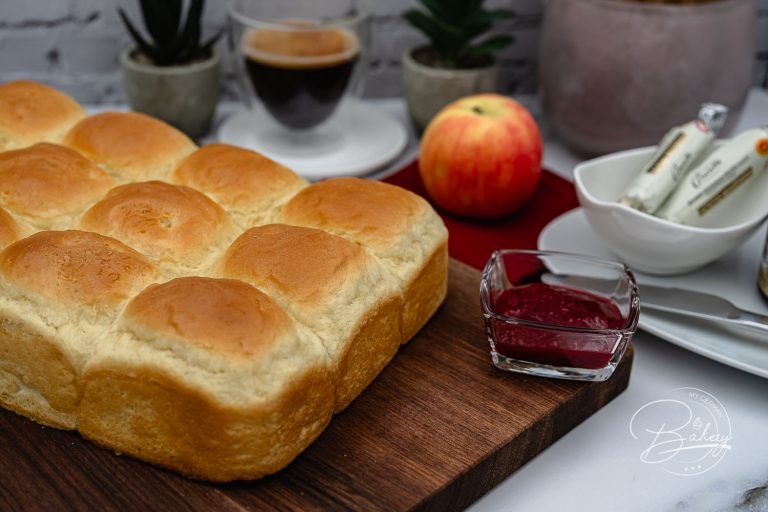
[
  {"xmin": 637, "ymin": 283, "xmax": 768, "ymax": 334},
  {"xmin": 539, "ymin": 272, "xmax": 768, "ymax": 335}
]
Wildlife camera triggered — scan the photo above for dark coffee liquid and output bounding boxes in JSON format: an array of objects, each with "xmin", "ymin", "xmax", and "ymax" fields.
[{"xmin": 242, "ymin": 28, "xmax": 359, "ymax": 130}]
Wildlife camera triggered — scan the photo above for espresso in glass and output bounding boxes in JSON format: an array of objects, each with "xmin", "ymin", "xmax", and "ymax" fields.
[{"xmin": 242, "ymin": 26, "xmax": 360, "ymax": 130}]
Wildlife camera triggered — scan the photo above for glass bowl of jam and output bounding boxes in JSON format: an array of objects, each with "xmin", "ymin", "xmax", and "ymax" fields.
[{"xmin": 481, "ymin": 249, "xmax": 639, "ymax": 382}]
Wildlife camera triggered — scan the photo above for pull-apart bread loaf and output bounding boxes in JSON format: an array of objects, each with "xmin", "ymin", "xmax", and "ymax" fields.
[
  {"xmin": 0, "ymin": 81, "xmax": 449, "ymax": 481},
  {"xmin": 0, "ymin": 81, "xmax": 85, "ymax": 151}
]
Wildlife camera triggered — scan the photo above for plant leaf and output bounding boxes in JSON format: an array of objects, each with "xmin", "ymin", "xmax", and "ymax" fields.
[
  {"xmin": 139, "ymin": 0, "xmax": 182, "ymax": 48},
  {"xmin": 174, "ymin": 0, "xmax": 205, "ymax": 63},
  {"xmin": 404, "ymin": 9, "xmax": 466, "ymax": 62},
  {"xmin": 118, "ymin": 7, "xmax": 160, "ymax": 62},
  {"xmin": 418, "ymin": 0, "xmax": 451, "ymax": 22},
  {"xmin": 463, "ymin": 34, "xmax": 515, "ymax": 60},
  {"xmin": 483, "ymin": 9, "xmax": 515, "ymax": 21},
  {"xmin": 200, "ymin": 27, "xmax": 225, "ymax": 56}
]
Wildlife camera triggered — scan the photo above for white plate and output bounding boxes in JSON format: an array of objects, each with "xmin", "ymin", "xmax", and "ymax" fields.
[
  {"xmin": 217, "ymin": 100, "xmax": 408, "ymax": 180},
  {"xmin": 538, "ymin": 208, "xmax": 768, "ymax": 379}
]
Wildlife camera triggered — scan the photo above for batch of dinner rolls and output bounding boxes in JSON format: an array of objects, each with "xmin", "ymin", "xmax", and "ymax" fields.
[{"xmin": 0, "ymin": 80, "xmax": 448, "ymax": 481}]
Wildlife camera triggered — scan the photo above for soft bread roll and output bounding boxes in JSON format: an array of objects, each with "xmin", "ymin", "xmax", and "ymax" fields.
[
  {"xmin": 78, "ymin": 276, "xmax": 334, "ymax": 481},
  {"xmin": 0, "ymin": 143, "xmax": 115, "ymax": 230},
  {"xmin": 0, "ymin": 230, "xmax": 158, "ymax": 429},
  {"xmin": 0, "ymin": 80, "xmax": 86, "ymax": 151},
  {"xmin": 278, "ymin": 178, "xmax": 448, "ymax": 341},
  {"xmin": 0, "ymin": 208, "xmax": 22, "ymax": 249},
  {"xmin": 63, "ymin": 112, "xmax": 197, "ymax": 182},
  {"xmin": 79, "ymin": 181, "xmax": 238, "ymax": 275},
  {"xmin": 0, "ymin": 80, "xmax": 450, "ymax": 482},
  {"xmin": 218, "ymin": 224, "xmax": 402, "ymax": 412},
  {"xmin": 171, "ymin": 143, "xmax": 308, "ymax": 228}
]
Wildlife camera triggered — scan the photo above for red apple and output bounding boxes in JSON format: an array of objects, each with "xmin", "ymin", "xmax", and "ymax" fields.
[{"xmin": 419, "ymin": 94, "xmax": 543, "ymax": 219}]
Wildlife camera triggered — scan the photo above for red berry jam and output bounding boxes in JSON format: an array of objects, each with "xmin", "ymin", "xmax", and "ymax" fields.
[{"xmin": 491, "ymin": 283, "xmax": 624, "ymax": 369}]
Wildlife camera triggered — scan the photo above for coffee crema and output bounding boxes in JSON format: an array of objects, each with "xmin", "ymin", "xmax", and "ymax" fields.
[{"xmin": 242, "ymin": 26, "xmax": 360, "ymax": 130}]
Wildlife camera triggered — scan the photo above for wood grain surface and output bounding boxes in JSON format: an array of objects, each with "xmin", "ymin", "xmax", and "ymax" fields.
[{"xmin": 0, "ymin": 259, "xmax": 632, "ymax": 511}]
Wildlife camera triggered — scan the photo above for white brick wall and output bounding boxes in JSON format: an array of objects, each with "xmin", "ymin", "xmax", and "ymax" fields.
[{"xmin": 0, "ymin": 0, "xmax": 766, "ymax": 103}]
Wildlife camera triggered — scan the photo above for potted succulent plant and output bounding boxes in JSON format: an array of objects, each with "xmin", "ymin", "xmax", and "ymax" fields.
[
  {"xmin": 402, "ymin": 0, "xmax": 514, "ymax": 132},
  {"xmin": 119, "ymin": 0, "xmax": 223, "ymax": 137}
]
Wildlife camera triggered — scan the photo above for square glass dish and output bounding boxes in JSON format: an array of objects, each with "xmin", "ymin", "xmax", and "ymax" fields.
[{"xmin": 481, "ymin": 249, "xmax": 639, "ymax": 382}]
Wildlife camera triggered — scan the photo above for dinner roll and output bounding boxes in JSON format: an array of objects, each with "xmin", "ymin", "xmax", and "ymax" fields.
[
  {"xmin": 218, "ymin": 224, "xmax": 402, "ymax": 411},
  {"xmin": 0, "ymin": 80, "xmax": 86, "ymax": 151},
  {"xmin": 0, "ymin": 143, "xmax": 115, "ymax": 230},
  {"xmin": 78, "ymin": 276, "xmax": 333, "ymax": 481},
  {"xmin": 0, "ymin": 80, "xmax": 450, "ymax": 482},
  {"xmin": 278, "ymin": 178, "xmax": 448, "ymax": 341},
  {"xmin": 0, "ymin": 208, "xmax": 22, "ymax": 250},
  {"xmin": 63, "ymin": 112, "xmax": 197, "ymax": 182},
  {"xmin": 79, "ymin": 181, "xmax": 238, "ymax": 275},
  {"xmin": 171, "ymin": 143, "xmax": 308, "ymax": 228},
  {"xmin": 0, "ymin": 230, "xmax": 158, "ymax": 429}
]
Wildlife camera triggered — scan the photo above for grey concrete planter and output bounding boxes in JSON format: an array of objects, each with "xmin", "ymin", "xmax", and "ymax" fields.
[
  {"xmin": 121, "ymin": 47, "xmax": 220, "ymax": 138},
  {"xmin": 402, "ymin": 46, "xmax": 500, "ymax": 133}
]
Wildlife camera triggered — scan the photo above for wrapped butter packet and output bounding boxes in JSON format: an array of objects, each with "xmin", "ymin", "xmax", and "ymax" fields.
[
  {"xmin": 618, "ymin": 103, "xmax": 728, "ymax": 214},
  {"xmin": 657, "ymin": 127, "xmax": 768, "ymax": 226}
]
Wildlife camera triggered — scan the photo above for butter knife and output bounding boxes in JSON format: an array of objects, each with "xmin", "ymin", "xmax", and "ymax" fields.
[
  {"xmin": 540, "ymin": 272, "xmax": 768, "ymax": 334},
  {"xmin": 638, "ymin": 283, "xmax": 768, "ymax": 334}
]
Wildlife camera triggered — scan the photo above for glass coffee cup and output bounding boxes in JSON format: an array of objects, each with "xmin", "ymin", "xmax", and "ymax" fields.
[{"xmin": 228, "ymin": 0, "xmax": 369, "ymax": 151}]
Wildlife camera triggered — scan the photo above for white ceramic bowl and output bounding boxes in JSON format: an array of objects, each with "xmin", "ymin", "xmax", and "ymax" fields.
[{"xmin": 574, "ymin": 144, "xmax": 768, "ymax": 275}]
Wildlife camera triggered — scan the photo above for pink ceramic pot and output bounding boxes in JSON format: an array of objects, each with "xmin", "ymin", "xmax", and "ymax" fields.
[{"xmin": 539, "ymin": 0, "xmax": 756, "ymax": 156}]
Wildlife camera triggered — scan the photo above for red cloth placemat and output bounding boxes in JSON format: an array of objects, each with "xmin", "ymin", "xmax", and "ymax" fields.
[{"xmin": 383, "ymin": 161, "xmax": 579, "ymax": 270}]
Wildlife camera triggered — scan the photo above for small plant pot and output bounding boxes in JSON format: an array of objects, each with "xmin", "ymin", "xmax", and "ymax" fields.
[
  {"xmin": 120, "ymin": 47, "xmax": 220, "ymax": 138},
  {"xmin": 402, "ymin": 46, "xmax": 500, "ymax": 133}
]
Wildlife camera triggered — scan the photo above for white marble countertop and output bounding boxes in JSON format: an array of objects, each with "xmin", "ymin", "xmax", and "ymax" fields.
[{"xmin": 99, "ymin": 89, "xmax": 768, "ymax": 511}]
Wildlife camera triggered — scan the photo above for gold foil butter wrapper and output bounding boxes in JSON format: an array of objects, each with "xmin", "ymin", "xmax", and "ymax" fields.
[
  {"xmin": 619, "ymin": 103, "xmax": 728, "ymax": 214},
  {"xmin": 657, "ymin": 128, "xmax": 768, "ymax": 226}
]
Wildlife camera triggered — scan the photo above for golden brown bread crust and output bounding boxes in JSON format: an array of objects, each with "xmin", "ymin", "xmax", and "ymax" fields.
[
  {"xmin": 79, "ymin": 275, "xmax": 334, "ymax": 480},
  {"xmin": 171, "ymin": 143, "xmax": 308, "ymax": 228},
  {"xmin": 79, "ymin": 181, "xmax": 237, "ymax": 274},
  {"xmin": 0, "ymin": 81, "xmax": 85, "ymax": 151},
  {"xmin": 123, "ymin": 277, "xmax": 292, "ymax": 359},
  {"xmin": 77, "ymin": 363, "xmax": 334, "ymax": 481},
  {"xmin": 219, "ymin": 224, "xmax": 402, "ymax": 411},
  {"xmin": 0, "ymin": 230, "xmax": 159, "ymax": 430},
  {"xmin": 63, "ymin": 112, "xmax": 197, "ymax": 182},
  {"xmin": 0, "ymin": 230, "xmax": 158, "ymax": 312},
  {"xmin": 0, "ymin": 315, "xmax": 79, "ymax": 429},
  {"xmin": 0, "ymin": 208, "xmax": 21, "ymax": 249},
  {"xmin": 0, "ymin": 81, "xmax": 450, "ymax": 482},
  {"xmin": 280, "ymin": 177, "xmax": 428, "ymax": 245},
  {"xmin": 0, "ymin": 143, "xmax": 115, "ymax": 229},
  {"xmin": 278, "ymin": 177, "xmax": 449, "ymax": 340}
]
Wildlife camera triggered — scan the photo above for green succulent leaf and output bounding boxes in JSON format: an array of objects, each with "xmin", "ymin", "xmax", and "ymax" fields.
[
  {"xmin": 120, "ymin": 0, "xmax": 216, "ymax": 66},
  {"xmin": 174, "ymin": 0, "xmax": 204, "ymax": 63},
  {"xmin": 404, "ymin": 9, "xmax": 466, "ymax": 62},
  {"xmin": 418, "ymin": 0, "xmax": 451, "ymax": 22},
  {"xmin": 118, "ymin": 7, "xmax": 158, "ymax": 60},
  {"xmin": 200, "ymin": 27, "xmax": 225, "ymax": 57},
  {"xmin": 404, "ymin": 0, "xmax": 515, "ymax": 67},
  {"xmin": 483, "ymin": 9, "xmax": 515, "ymax": 21},
  {"xmin": 463, "ymin": 34, "xmax": 515, "ymax": 59},
  {"xmin": 139, "ymin": 0, "xmax": 182, "ymax": 48}
]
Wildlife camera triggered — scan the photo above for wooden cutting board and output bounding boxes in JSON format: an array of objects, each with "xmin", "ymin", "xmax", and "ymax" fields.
[{"xmin": 0, "ymin": 259, "xmax": 632, "ymax": 511}]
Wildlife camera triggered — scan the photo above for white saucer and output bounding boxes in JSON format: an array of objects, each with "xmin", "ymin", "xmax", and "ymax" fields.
[
  {"xmin": 217, "ymin": 100, "xmax": 408, "ymax": 180},
  {"xmin": 538, "ymin": 208, "xmax": 768, "ymax": 379}
]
